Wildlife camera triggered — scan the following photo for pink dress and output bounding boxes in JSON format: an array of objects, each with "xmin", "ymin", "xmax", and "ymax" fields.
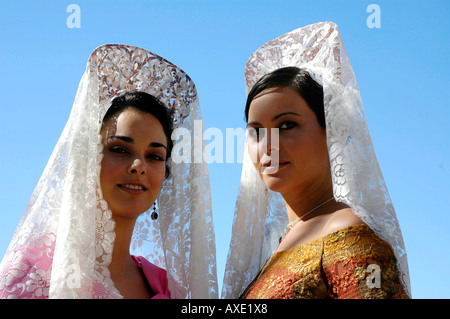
[
  {"xmin": 131, "ymin": 255, "xmax": 170, "ymax": 299},
  {"xmin": 0, "ymin": 234, "xmax": 171, "ymax": 299}
]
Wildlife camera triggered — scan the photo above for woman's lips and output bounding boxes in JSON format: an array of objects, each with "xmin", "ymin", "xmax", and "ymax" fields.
[
  {"xmin": 261, "ymin": 160, "xmax": 289, "ymax": 174},
  {"xmin": 118, "ymin": 182, "xmax": 147, "ymax": 194}
]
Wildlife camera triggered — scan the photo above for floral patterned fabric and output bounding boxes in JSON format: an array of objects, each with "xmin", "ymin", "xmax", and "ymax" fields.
[
  {"xmin": 0, "ymin": 234, "xmax": 170, "ymax": 299},
  {"xmin": 240, "ymin": 224, "xmax": 409, "ymax": 299},
  {"xmin": 0, "ymin": 234, "xmax": 55, "ymax": 299}
]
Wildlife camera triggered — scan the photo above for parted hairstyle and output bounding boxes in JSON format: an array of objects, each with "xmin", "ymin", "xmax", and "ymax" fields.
[
  {"xmin": 102, "ymin": 91, "xmax": 174, "ymax": 179},
  {"xmin": 245, "ymin": 66, "xmax": 325, "ymax": 129}
]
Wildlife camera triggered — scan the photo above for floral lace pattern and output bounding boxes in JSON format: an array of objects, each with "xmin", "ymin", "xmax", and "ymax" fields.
[
  {"xmin": 0, "ymin": 44, "xmax": 217, "ymax": 299},
  {"xmin": 92, "ymin": 44, "xmax": 196, "ymax": 128},
  {"xmin": 0, "ymin": 234, "xmax": 54, "ymax": 299},
  {"xmin": 222, "ymin": 22, "xmax": 410, "ymax": 298}
]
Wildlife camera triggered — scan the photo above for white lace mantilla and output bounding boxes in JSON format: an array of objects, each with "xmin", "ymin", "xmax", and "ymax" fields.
[
  {"xmin": 222, "ymin": 22, "xmax": 410, "ymax": 298},
  {"xmin": 0, "ymin": 44, "xmax": 217, "ymax": 299}
]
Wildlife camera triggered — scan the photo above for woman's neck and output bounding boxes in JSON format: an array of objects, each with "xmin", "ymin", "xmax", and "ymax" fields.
[
  {"xmin": 281, "ymin": 180, "xmax": 335, "ymax": 223},
  {"xmin": 108, "ymin": 216, "xmax": 137, "ymax": 277}
]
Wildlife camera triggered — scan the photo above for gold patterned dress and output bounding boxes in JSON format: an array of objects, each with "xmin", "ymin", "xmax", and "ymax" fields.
[{"xmin": 240, "ymin": 224, "xmax": 409, "ymax": 299}]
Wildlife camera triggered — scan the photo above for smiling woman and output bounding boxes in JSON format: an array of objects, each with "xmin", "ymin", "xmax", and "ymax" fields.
[
  {"xmin": 100, "ymin": 93, "xmax": 172, "ymax": 220},
  {"xmin": 102, "ymin": 91, "xmax": 174, "ymax": 179},
  {"xmin": 0, "ymin": 44, "xmax": 218, "ymax": 299},
  {"xmin": 98, "ymin": 94, "xmax": 172, "ymax": 299}
]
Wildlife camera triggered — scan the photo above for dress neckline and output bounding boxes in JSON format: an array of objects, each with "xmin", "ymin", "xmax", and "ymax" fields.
[{"xmin": 274, "ymin": 223, "xmax": 369, "ymax": 255}]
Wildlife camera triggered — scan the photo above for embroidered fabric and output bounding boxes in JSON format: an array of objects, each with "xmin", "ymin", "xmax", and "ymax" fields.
[
  {"xmin": 0, "ymin": 44, "xmax": 217, "ymax": 299},
  {"xmin": 240, "ymin": 224, "xmax": 409, "ymax": 299},
  {"xmin": 222, "ymin": 22, "xmax": 410, "ymax": 298}
]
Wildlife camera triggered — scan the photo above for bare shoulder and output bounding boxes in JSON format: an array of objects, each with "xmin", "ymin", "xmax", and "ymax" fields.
[{"xmin": 322, "ymin": 207, "xmax": 364, "ymax": 235}]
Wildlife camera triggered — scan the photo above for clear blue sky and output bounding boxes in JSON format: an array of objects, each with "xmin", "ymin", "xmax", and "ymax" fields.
[{"xmin": 0, "ymin": 0, "xmax": 449, "ymax": 298}]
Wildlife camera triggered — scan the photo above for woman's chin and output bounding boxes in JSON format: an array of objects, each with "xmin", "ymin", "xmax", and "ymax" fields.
[
  {"xmin": 110, "ymin": 204, "xmax": 151, "ymax": 220},
  {"xmin": 261, "ymin": 176, "xmax": 290, "ymax": 193}
]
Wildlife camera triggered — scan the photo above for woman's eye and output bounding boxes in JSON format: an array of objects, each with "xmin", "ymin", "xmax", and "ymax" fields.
[
  {"xmin": 247, "ymin": 128, "xmax": 258, "ymax": 138},
  {"xmin": 147, "ymin": 153, "xmax": 166, "ymax": 162},
  {"xmin": 279, "ymin": 121, "xmax": 297, "ymax": 130},
  {"xmin": 109, "ymin": 146, "xmax": 129, "ymax": 154},
  {"xmin": 247, "ymin": 127, "xmax": 266, "ymax": 139}
]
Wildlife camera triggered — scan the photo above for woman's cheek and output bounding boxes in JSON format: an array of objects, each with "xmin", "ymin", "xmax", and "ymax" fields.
[
  {"xmin": 247, "ymin": 140, "xmax": 260, "ymax": 166},
  {"xmin": 148, "ymin": 163, "xmax": 167, "ymax": 187}
]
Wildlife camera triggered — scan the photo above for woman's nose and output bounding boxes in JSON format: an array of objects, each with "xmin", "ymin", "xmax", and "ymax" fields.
[
  {"xmin": 128, "ymin": 157, "xmax": 146, "ymax": 175},
  {"xmin": 260, "ymin": 128, "xmax": 280, "ymax": 157}
]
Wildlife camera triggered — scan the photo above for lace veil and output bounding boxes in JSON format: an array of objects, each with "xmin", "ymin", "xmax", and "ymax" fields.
[
  {"xmin": 0, "ymin": 44, "xmax": 217, "ymax": 298},
  {"xmin": 222, "ymin": 22, "xmax": 411, "ymax": 298}
]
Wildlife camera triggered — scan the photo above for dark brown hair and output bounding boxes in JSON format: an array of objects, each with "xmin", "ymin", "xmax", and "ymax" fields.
[
  {"xmin": 245, "ymin": 67, "xmax": 325, "ymax": 128},
  {"xmin": 102, "ymin": 91, "xmax": 174, "ymax": 179}
]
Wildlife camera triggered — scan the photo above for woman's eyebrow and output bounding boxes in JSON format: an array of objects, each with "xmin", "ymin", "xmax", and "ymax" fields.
[
  {"xmin": 247, "ymin": 112, "xmax": 302, "ymax": 127},
  {"xmin": 108, "ymin": 135, "xmax": 134, "ymax": 143},
  {"xmin": 108, "ymin": 136, "xmax": 166, "ymax": 150},
  {"xmin": 150, "ymin": 142, "xmax": 167, "ymax": 150},
  {"xmin": 271, "ymin": 111, "xmax": 302, "ymax": 121},
  {"xmin": 246, "ymin": 121, "xmax": 261, "ymax": 128}
]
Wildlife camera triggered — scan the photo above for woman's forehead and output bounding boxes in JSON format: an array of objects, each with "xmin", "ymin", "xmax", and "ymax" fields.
[
  {"xmin": 102, "ymin": 108, "xmax": 167, "ymax": 144},
  {"xmin": 248, "ymin": 87, "xmax": 310, "ymax": 121}
]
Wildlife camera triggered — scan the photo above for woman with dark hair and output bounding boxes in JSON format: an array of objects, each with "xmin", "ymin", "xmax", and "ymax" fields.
[
  {"xmin": 102, "ymin": 91, "xmax": 174, "ymax": 179},
  {"xmin": 222, "ymin": 22, "xmax": 410, "ymax": 299},
  {"xmin": 244, "ymin": 66, "xmax": 363, "ymax": 255},
  {"xmin": 0, "ymin": 45, "xmax": 218, "ymax": 299},
  {"xmin": 245, "ymin": 66, "xmax": 325, "ymax": 128},
  {"xmin": 99, "ymin": 91, "xmax": 174, "ymax": 298}
]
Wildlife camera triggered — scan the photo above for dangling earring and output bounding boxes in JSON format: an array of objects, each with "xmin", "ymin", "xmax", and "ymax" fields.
[{"xmin": 151, "ymin": 201, "xmax": 158, "ymax": 220}]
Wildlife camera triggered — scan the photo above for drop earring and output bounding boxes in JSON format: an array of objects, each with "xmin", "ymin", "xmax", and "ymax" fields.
[{"xmin": 151, "ymin": 201, "xmax": 158, "ymax": 220}]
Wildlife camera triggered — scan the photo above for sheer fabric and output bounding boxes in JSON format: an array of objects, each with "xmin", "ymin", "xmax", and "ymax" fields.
[
  {"xmin": 222, "ymin": 22, "xmax": 410, "ymax": 298},
  {"xmin": 0, "ymin": 44, "xmax": 217, "ymax": 299}
]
